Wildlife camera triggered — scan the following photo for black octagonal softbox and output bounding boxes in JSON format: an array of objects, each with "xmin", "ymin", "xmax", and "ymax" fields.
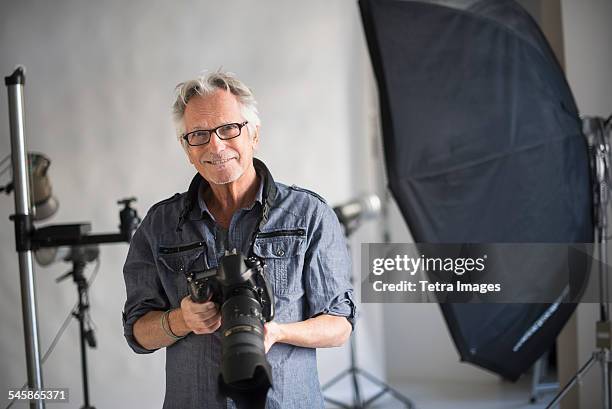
[{"xmin": 359, "ymin": 0, "xmax": 593, "ymax": 380}]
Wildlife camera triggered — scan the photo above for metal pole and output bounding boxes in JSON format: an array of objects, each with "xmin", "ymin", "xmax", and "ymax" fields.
[
  {"xmin": 546, "ymin": 354, "xmax": 598, "ymax": 408},
  {"xmin": 78, "ymin": 300, "xmax": 91, "ymax": 407},
  {"xmin": 598, "ymin": 185, "xmax": 609, "ymax": 325},
  {"xmin": 5, "ymin": 66, "xmax": 45, "ymax": 409},
  {"xmin": 74, "ymin": 260, "xmax": 94, "ymax": 409},
  {"xmin": 349, "ymin": 334, "xmax": 363, "ymax": 408},
  {"xmin": 600, "ymin": 228, "xmax": 611, "ymax": 409},
  {"xmin": 597, "ymin": 126, "xmax": 611, "ymax": 409}
]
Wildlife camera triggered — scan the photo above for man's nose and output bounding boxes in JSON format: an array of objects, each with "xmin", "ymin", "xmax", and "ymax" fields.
[{"xmin": 206, "ymin": 132, "xmax": 227, "ymax": 153}]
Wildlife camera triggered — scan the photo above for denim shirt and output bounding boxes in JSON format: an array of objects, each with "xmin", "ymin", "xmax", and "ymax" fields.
[{"xmin": 122, "ymin": 160, "xmax": 356, "ymax": 409}]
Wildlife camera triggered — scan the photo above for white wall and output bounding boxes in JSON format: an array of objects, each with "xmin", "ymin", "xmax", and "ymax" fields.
[
  {"xmin": 561, "ymin": 0, "xmax": 612, "ymax": 118},
  {"xmin": 0, "ymin": 1, "xmax": 378, "ymax": 407}
]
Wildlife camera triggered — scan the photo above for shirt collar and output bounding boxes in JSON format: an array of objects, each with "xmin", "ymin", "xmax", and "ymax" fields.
[
  {"xmin": 195, "ymin": 175, "xmax": 264, "ymax": 221},
  {"xmin": 178, "ymin": 158, "xmax": 277, "ymax": 232}
]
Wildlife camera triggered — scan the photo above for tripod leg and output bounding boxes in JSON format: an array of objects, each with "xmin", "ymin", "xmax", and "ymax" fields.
[
  {"xmin": 362, "ymin": 386, "xmax": 389, "ymax": 407},
  {"xmin": 322, "ymin": 369, "xmax": 353, "ymax": 391},
  {"xmin": 530, "ymin": 355, "xmax": 543, "ymax": 403},
  {"xmin": 351, "ymin": 369, "xmax": 363, "ymax": 408},
  {"xmin": 356, "ymin": 369, "xmax": 414, "ymax": 408},
  {"xmin": 323, "ymin": 395, "xmax": 352, "ymax": 409},
  {"xmin": 602, "ymin": 350, "xmax": 611, "ymax": 409},
  {"xmin": 348, "ymin": 336, "xmax": 363, "ymax": 408},
  {"xmin": 546, "ymin": 354, "xmax": 598, "ymax": 409}
]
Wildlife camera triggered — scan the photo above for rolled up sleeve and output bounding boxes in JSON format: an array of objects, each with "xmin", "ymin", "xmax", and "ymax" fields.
[
  {"xmin": 122, "ymin": 216, "xmax": 169, "ymax": 354},
  {"xmin": 303, "ymin": 204, "xmax": 358, "ymax": 330}
]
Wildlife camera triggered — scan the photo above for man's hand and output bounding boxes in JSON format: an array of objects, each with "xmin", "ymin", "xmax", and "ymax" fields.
[
  {"xmin": 180, "ymin": 296, "xmax": 222, "ymax": 335},
  {"xmin": 263, "ymin": 321, "xmax": 284, "ymax": 353}
]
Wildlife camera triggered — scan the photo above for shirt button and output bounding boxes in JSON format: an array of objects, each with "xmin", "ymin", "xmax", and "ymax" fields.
[{"xmin": 276, "ymin": 249, "xmax": 285, "ymax": 257}]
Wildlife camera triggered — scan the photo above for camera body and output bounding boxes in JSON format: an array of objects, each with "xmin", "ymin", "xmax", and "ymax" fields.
[
  {"xmin": 185, "ymin": 250, "xmax": 275, "ymax": 409},
  {"xmin": 185, "ymin": 250, "xmax": 274, "ymax": 321}
]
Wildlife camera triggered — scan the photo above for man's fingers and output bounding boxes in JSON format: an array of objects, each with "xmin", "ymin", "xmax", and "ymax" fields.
[
  {"xmin": 192, "ymin": 307, "xmax": 219, "ymax": 321},
  {"xmin": 202, "ymin": 312, "xmax": 221, "ymax": 327},
  {"xmin": 186, "ymin": 312, "xmax": 219, "ymax": 328},
  {"xmin": 264, "ymin": 338, "xmax": 272, "ymax": 354},
  {"xmin": 189, "ymin": 301, "xmax": 217, "ymax": 313},
  {"xmin": 210, "ymin": 319, "xmax": 222, "ymax": 332},
  {"xmin": 192, "ymin": 315, "xmax": 222, "ymax": 334},
  {"xmin": 181, "ymin": 296, "xmax": 216, "ymax": 311},
  {"xmin": 180, "ymin": 297, "xmax": 221, "ymax": 334}
]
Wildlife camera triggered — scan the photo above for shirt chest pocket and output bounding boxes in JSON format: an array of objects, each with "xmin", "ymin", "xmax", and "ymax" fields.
[
  {"xmin": 253, "ymin": 229, "xmax": 306, "ymax": 296},
  {"xmin": 157, "ymin": 242, "xmax": 208, "ymax": 305}
]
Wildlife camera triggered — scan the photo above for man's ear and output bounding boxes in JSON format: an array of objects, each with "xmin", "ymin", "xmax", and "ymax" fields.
[{"xmin": 252, "ymin": 125, "xmax": 260, "ymax": 149}]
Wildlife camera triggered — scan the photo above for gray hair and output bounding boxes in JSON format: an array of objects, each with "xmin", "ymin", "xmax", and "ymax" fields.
[{"xmin": 172, "ymin": 71, "xmax": 261, "ymax": 146}]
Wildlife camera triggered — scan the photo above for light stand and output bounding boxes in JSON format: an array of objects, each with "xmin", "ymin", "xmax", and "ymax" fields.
[
  {"xmin": 5, "ymin": 66, "xmax": 45, "ymax": 409},
  {"xmin": 50, "ymin": 244, "xmax": 99, "ymax": 409},
  {"xmin": 322, "ymin": 212, "xmax": 414, "ymax": 409},
  {"xmin": 546, "ymin": 116, "xmax": 612, "ymax": 409},
  {"xmin": 67, "ymin": 254, "xmax": 95, "ymax": 409}
]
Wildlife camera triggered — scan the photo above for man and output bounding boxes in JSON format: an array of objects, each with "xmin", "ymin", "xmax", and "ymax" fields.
[{"xmin": 122, "ymin": 71, "xmax": 356, "ymax": 409}]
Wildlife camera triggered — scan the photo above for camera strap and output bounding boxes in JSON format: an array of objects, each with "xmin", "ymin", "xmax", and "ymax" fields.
[{"xmin": 246, "ymin": 158, "xmax": 277, "ymax": 257}]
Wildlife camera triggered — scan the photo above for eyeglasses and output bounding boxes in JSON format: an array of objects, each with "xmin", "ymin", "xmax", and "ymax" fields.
[{"xmin": 182, "ymin": 121, "xmax": 249, "ymax": 146}]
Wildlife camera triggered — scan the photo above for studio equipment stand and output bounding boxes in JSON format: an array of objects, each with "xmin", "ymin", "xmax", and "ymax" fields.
[
  {"xmin": 323, "ymin": 197, "xmax": 414, "ymax": 409},
  {"xmin": 54, "ymin": 246, "xmax": 98, "ymax": 409},
  {"xmin": 547, "ymin": 116, "xmax": 612, "ymax": 408}
]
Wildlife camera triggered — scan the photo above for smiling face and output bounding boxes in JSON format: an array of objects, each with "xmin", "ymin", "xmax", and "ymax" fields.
[{"xmin": 182, "ymin": 89, "xmax": 258, "ymax": 185}]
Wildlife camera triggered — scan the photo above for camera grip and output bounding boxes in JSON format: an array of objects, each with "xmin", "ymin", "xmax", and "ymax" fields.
[
  {"xmin": 185, "ymin": 269, "xmax": 218, "ymax": 303},
  {"xmin": 189, "ymin": 279, "xmax": 213, "ymax": 303}
]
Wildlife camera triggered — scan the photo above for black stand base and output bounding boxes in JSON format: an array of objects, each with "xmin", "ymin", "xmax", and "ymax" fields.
[
  {"xmin": 322, "ymin": 337, "xmax": 414, "ymax": 409},
  {"xmin": 323, "ymin": 366, "xmax": 414, "ymax": 409}
]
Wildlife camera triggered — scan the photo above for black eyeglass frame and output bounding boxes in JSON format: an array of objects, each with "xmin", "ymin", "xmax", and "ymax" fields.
[{"xmin": 182, "ymin": 121, "xmax": 249, "ymax": 146}]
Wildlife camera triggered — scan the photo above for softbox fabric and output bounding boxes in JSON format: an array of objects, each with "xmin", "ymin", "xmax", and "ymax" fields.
[{"xmin": 359, "ymin": 0, "xmax": 593, "ymax": 380}]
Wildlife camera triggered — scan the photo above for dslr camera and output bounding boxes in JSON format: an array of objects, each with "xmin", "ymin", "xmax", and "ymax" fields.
[{"xmin": 185, "ymin": 250, "xmax": 275, "ymax": 408}]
